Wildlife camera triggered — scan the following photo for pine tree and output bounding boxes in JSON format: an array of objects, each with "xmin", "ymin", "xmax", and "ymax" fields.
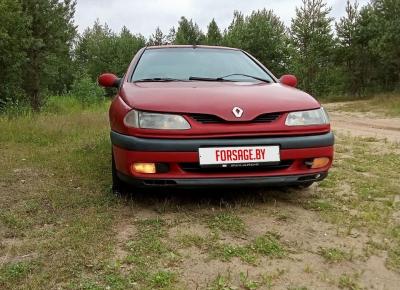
[
  {"xmin": 75, "ymin": 20, "xmax": 115, "ymax": 79},
  {"xmin": 205, "ymin": 19, "xmax": 222, "ymax": 45},
  {"xmin": 223, "ymin": 11, "xmax": 245, "ymax": 48},
  {"xmin": 243, "ymin": 9, "xmax": 289, "ymax": 76},
  {"xmin": 290, "ymin": 0, "xmax": 335, "ymax": 95},
  {"xmin": 75, "ymin": 21, "xmax": 144, "ymax": 80},
  {"xmin": 336, "ymin": 0, "xmax": 362, "ymax": 95},
  {"xmin": 166, "ymin": 27, "xmax": 176, "ymax": 44},
  {"xmin": 115, "ymin": 27, "xmax": 145, "ymax": 76},
  {"xmin": 224, "ymin": 9, "xmax": 289, "ymax": 76},
  {"xmin": 21, "ymin": 0, "xmax": 77, "ymax": 111},
  {"xmin": 0, "ymin": 0, "xmax": 29, "ymax": 108},
  {"xmin": 148, "ymin": 27, "xmax": 166, "ymax": 46},
  {"xmin": 371, "ymin": 0, "xmax": 400, "ymax": 89},
  {"xmin": 175, "ymin": 17, "xmax": 204, "ymax": 45}
]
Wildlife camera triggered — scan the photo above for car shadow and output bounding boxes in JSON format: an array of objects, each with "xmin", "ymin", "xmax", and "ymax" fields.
[{"xmin": 114, "ymin": 185, "xmax": 315, "ymax": 212}]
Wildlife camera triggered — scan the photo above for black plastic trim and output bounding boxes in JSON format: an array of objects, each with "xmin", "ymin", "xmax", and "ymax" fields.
[
  {"xmin": 117, "ymin": 171, "xmax": 328, "ymax": 188},
  {"xmin": 110, "ymin": 131, "xmax": 334, "ymax": 152}
]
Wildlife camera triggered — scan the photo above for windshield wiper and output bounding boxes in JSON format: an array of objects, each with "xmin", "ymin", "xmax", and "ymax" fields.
[
  {"xmin": 219, "ymin": 74, "xmax": 271, "ymax": 83},
  {"xmin": 188, "ymin": 76, "xmax": 234, "ymax": 82},
  {"xmin": 189, "ymin": 74, "xmax": 271, "ymax": 83},
  {"xmin": 134, "ymin": 77, "xmax": 188, "ymax": 82}
]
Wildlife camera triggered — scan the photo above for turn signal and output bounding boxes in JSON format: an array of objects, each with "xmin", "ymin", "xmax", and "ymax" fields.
[
  {"xmin": 131, "ymin": 163, "xmax": 156, "ymax": 174},
  {"xmin": 311, "ymin": 157, "xmax": 330, "ymax": 169}
]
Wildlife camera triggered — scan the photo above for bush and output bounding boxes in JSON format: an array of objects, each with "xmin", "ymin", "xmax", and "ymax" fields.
[
  {"xmin": 42, "ymin": 95, "xmax": 109, "ymax": 115},
  {"xmin": 70, "ymin": 73, "xmax": 105, "ymax": 107}
]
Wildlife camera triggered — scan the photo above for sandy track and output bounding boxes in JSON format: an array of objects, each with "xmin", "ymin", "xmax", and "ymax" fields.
[{"xmin": 324, "ymin": 103, "xmax": 400, "ymax": 142}]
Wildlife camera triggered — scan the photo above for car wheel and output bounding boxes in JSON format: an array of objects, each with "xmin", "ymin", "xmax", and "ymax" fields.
[{"xmin": 112, "ymin": 151, "xmax": 128, "ymax": 194}]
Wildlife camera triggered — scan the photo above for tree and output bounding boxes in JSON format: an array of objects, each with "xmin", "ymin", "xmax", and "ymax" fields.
[
  {"xmin": 290, "ymin": 0, "xmax": 335, "ymax": 96},
  {"xmin": 224, "ymin": 9, "xmax": 290, "ymax": 76},
  {"xmin": 166, "ymin": 27, "xmax": 176, "ymax": 44},
  {"xmin": 174, "ymin": 17, "xmax": 204, "ymax": 45},
  {"xmin": 369, "ymin": 0, "xmax": 400, "ymax": 90},
  {"xmin": 205, "ymin": 19, "xmax": 222, "ymax": 45},
  {"xmin": 0, "ymin": 0, "xmax": 29, "ymax": 109},
  {"xmin": 21, "ymin": 0, "xmax": 77, "ymax": 111},
  {"xmin": 223, "ymin": 11, "xmax": 245, "ymax": 48},
  {"xmin": 74, "ymin": 20, "xmax": 114, "ymax": 78},
  {"xmin": 114, "ymin": 26, "xmax": 146, "ymax": 76},
  {"xmin": 345, "ymin": 0, "xmax": 400, "ymax": 93},
  {"xmin": 335, "ymin": 0, "xmax": 363, "ymax": 95},
  {"xmin": 244, "ymin": 9, "xmax": 290, "ymax": 76},
  {"xmin": 75, "ymin": 21, "xmax": 145, "ymax": 81},
  {"xmin": 148, "ymin": 27, "xmax": 166, "ymax": 46}
]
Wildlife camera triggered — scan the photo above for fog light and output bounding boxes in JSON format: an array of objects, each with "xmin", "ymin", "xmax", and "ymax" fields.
[
  {"xmin": 310, "ymin": 157, "xmax": 330, "ymax": 169},
  {"xmin": 131, "ymin": 163, "xmax": 156, "ymax": 174}
]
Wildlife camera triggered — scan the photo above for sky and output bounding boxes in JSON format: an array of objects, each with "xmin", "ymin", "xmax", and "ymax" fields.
[{"xmin": 75, "ymin": 0, "xmax": 370, "ymax": 37}]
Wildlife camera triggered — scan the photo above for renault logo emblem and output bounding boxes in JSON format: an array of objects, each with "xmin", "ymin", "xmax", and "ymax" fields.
[{"xmin": 232, "ymin": 107, "xmax": 244, "ymax": 118}]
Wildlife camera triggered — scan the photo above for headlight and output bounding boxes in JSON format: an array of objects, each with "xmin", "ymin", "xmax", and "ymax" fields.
[
  {"xmin": 124, "ymin": 109, "xmax": 191, "ymax": 130},
  {"xmin": 285, "ymin": 108, "xmax": 329, "ymax": 126}
]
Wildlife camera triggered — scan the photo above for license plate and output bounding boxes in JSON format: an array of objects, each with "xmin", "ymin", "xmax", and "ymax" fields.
[{"xmin": 199, "ymin": 146, "xmax": 280, "ymax": 167}]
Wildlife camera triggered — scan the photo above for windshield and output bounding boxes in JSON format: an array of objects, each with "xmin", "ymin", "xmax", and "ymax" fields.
[{"xmin": 131, "ymin": 48, "xmax": 274, "ymax": 82}]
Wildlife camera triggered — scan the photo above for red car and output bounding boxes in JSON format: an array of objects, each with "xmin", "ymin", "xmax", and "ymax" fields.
[{"xmin": 99, "ymin": 45, "xmax": 334, "ymax": 192}]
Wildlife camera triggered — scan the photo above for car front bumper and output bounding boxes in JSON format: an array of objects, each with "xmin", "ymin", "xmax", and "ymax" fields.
[{"xmin": 111, "ymin": 131, "xmax": 334, "ymax": 188}]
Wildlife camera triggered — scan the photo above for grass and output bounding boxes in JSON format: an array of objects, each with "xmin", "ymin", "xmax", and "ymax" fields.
[
  {"xmin": 0, "ymin": 262, "xmax": 33, "ymax": 284},
  {"xmin": 315, "ymin": 134, "xmax": 400, "ymax": 270},
  {"xmin": 210, "ymin": 232, "xmax": 285, "ymax": 264},
  {"xmin": 239, "ymin": 272, "xmax": 259, "ymax": 290},
  {"xmin": 208, "ymin": 212, "xmax": 245, "ymax": 235},
  {"xmin": 318, "ymin": 247, "xmax": 353, "ymax": 263},
  {"xmin": 207, "ymin": 271, "xmax": 284, "ymax": 290},
  {"xmin": 338, "ymin": 274, "xmax": 361, "ymax": 290},
  {"xmin": 326, "ymin": 93, "xmax": 400, "ymax": 117},
  {"xmin": 208, "ymin": 274, "xmax": 233, "ymax": 290},
  {"xmin": 150, "ymin": 271, "xmax": 176, "ymax": 288},
  {"xmin": 1, "ymin": 95, "xmax": 400, "ymax": 288}
]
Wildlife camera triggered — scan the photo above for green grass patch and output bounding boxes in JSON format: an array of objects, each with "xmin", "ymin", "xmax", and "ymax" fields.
[
  {"xmin": 0, "ymin": 262, "xmax": 34, "ymax": 287},
  {"xmin": 209, "ymin": 274, "xmax": 233, "ymax": 290},
  {"xmin": 176, "ymin": 233, "xmax": 207, "ymax": 248},
  {"xmin": 125, "ymin": 218, "xmax": 169, "ymax": 266},
  {"xmin": 338, "ymin": 273, "xmax": 361, "ymax": 290},
  {"xmin": 251, "ymin": 232, "xmax": 285, "ymax": 257},
  {"xmin": 150, "ymin": 270, "xmax": 176, "ymax": 289},
  {"xmin": 318, "ymin": 247, "xmax": 353, "ymax": 263},
  {"xmin": 208, "ymin": 212, "xmax": 245, "ymax": 235},
  {"xmin": 310, "ymin": 134, "xmax": 400, "ymax": 239},
  {"xmin": 210, "ymin": 232, "xmax": 285, "ymax": 264},
  {"xmin": 123, "ymin": 218, "xmax": 179, "ymax": 287},
  {"xmin": 333, "ymin": 94, "xmax": 400, "ymax": 117}
]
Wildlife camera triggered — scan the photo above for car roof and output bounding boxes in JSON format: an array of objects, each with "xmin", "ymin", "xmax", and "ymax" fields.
[{"xmin": 145, "ymin": 45, "xmax": 240, "ymax": 51}]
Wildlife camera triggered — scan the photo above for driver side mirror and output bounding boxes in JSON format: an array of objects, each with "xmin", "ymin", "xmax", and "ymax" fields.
[
  {"xmin": 98, "ymin": 73, "xmax": 121, "ymax": 88},
  {"xmin": 280, "ymin": 75, "xmax": 297, "ymax": 88}
]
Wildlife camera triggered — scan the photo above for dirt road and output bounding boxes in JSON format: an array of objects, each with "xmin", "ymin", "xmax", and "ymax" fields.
[{"xmin": 324, "ymin": 102, "xmax": 400, "ymax": 143}]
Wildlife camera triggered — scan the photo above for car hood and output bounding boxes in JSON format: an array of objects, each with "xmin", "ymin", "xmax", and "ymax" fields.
[{"xmin": 120, "ymin": 82, "xmax": 320, "ymax": 121}]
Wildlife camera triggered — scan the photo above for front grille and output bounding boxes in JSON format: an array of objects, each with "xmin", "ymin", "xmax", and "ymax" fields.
[
  {"xmin": 252, "ymin": 113, "xmax": 281, "ymax": 123},
  {"xmin": 189, "ymin": 112, "xmax": 281, "ymax": 124},
  {"xmin": 179, "ymin": 160, "xmax": 293, "ymax": 173},
  {"xmin": 190, "ymin": 113, "xmax": 223, "ymax": 123}
]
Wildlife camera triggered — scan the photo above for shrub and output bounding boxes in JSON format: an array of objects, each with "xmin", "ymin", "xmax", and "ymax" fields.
[{"xmin": 70, "ymin": 73, "xmax": 105, "ymax": 107}]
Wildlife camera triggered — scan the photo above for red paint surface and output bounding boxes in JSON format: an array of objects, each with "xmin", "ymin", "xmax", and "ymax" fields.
[{"xmin": 113, "ymin": 145, "xmax": 334, "ymax": 179}]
